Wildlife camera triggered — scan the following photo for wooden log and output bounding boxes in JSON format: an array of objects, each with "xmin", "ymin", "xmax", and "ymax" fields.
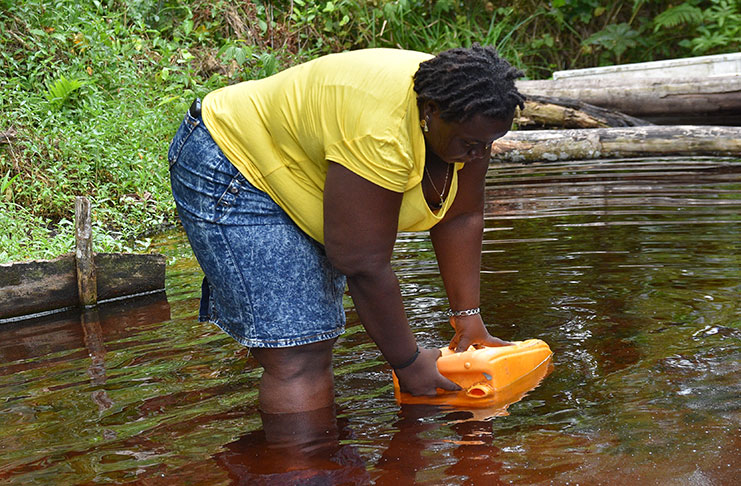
[
  {"xmin": 0, "ymin": 256, "xmax": 77, "ymax": 320},
  {"xmin": 0, "ymin": 252, "xmax": 166, "ymax": 321},
  {"xmin": 75, "ymin": 196, "xmax": 97, "ymax": 307},
  {"xmin": 517, "ymin": 95, "xmax": 651, "ymax": 129},
  {"xmin": 491, "ymin": 125, "xmax": 741, "ymax": 163},
  {"xmin": 94, "ymin": 253, "xmax": 167, "ymax": 300},
  {"xmin": 516, "ymin": 75, "xmax": 741, "ymax": 125}
]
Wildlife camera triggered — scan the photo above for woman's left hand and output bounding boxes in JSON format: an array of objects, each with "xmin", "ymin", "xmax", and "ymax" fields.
[{"xmin": 448, "ymin": 314, "xmax": 512, "ymax": 352}]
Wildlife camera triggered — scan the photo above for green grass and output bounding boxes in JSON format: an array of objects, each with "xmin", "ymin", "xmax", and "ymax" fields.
[{"xmin": 0, "ymin": 0, "xmax": 287, "ymax": 263}]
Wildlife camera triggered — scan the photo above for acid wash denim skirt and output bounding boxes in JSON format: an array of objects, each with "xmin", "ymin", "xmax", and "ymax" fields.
[{"xmin": 167, "ymin": 100, "xmax": 347, "ymax": 348}]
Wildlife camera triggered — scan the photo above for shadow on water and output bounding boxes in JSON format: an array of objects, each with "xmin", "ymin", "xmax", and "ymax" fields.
[{"xmin": 1, "ymin": 157, "xmax": 740, "ymax": 485}]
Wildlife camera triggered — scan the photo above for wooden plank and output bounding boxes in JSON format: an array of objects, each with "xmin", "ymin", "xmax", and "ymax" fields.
[
  {"xmin": 0, "ymin": 256, "xmax": 78, "ymax": 320},
  {"xmin": 95, "ymin": 253, "xmax": 166, "ymax": 301},
  {"xmin": 0, "ymin": 252, "xmax": 166, "ymax": 321},
  {"xmin": 491, "ymin": 125, "xmax": 741, "ymax": 163}
]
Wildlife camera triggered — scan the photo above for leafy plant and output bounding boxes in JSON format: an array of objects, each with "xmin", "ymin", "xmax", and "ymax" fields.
[
  {"xmin": 45, "ymin": 75, "xmax": 85, "ymax": 109},
  {"xmin": 583, "ymin": 23, "xmax": 641, "ymax": 63},
  {"xmin": 256, "ymin": 52, "xmax": 279, "ymax": 78},
  {"xmin": 653, "ymin": 3, "xmax": 704, "ymax": 31},
  {"xmin": 1, "ymin": 171, "xmax": 19, "ymax": 202},
  {"xmin": 682, "ymin": 0, "xmax": 741, "ymax": 54},
  {"xmin": 218, "ymin": 41, "xmax": 253, "ymax": 67},
  {"xmin": 652, "ymin": 0, "xmax": 740, "ymax": 55}
]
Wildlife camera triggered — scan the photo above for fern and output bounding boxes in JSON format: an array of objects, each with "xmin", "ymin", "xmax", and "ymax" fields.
[
  {"xmin": 683, "ymin": 26, "xmax": 733, "ymax": 54},
  {"xmin": 45, "ymin": 75, "xmax": 85, "ymax": 108},
  {"xmin": 584, "ymin": 23, "xmax": 640, "ymax": 59},
  {"xmin": 653, "ymin": 3, "xmax": 704, "ymax": 32},
  {"xmin": 673, "ymin": 0, "xmax": 741, "ymax": 54},
  {"xmin": 708, "ymin": 0, "xmax": 741, "ymax": 32}
]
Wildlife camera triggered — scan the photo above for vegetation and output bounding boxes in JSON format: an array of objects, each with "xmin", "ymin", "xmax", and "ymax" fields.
[{"xmin": 1, "ymin": 0, "xmax": 738, "ymax": 263}]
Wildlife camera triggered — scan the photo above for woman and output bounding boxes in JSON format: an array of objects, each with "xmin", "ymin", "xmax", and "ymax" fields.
[{"xmin": 168, "ymin": 44, "xmax": 526, "ymax": 414}]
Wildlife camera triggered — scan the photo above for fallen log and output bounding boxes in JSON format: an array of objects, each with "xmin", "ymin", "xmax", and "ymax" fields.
[
  {"xmin": 0, "ymin": 252, "xmax": 166, "ymax": 322},
  {"xmin": 516, "ymin": 74, "xmax": 741, "ymax": 125},
  {"xmin": 517, "ymin": 95, "xmax": 651, "ymax": 129},
  {"xmin": 491, "ymin": 125, "xmax": 741, "ymax": 163}
]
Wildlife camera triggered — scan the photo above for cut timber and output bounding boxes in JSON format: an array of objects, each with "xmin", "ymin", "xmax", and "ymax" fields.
[
  {"xmin": 0, "ymin": 252, "xmax": 166, "ymax": 321},
  {"xmin": 516, "ymin": 74, "xmax": 741, "ymax": 125},
  {"xmin": 517, "ymin": 95, "xmax": 651, "ymax": 129},
  {"xmin": 491, "ymin": 125, "xmax": 741, "ymax": 163}
]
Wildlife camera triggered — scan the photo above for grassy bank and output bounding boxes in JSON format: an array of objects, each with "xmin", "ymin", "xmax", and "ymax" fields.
[
  {"xmin": 0, "ymin": 1, "xmax": 283, "ymax": 262},
  {"xmin": 1, "ymin": 0, "xmax": 737, "ymax": 263}
]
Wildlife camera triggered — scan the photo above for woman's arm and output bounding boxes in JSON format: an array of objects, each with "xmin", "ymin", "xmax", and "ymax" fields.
[
  {"xmin": 430, "ymin": 158, "xmax": 512, "ymax": 351},
  {"xmin": 323, "ymin": 162, "xmax": 460, "ymax": 395}
]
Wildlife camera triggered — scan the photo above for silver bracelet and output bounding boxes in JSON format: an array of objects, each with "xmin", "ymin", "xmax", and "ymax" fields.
[{"xmin": 447, "ymin": 307, "xmax": 480, "ymax": 317}]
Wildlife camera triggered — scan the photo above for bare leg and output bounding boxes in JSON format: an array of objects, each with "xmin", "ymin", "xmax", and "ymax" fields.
[{"xmin": 251, "ymin": 338, "xmax": 336, "ymax": 414}]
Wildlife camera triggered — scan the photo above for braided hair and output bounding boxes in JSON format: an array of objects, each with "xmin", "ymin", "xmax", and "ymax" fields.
[{"xmin": 413, "ymin": 44, "xmax": 526, "ymax": 122}]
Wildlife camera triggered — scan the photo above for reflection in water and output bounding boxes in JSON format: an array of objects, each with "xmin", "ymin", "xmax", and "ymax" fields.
[
  {"xmin": 1, "ymin": 157, "xmax": 740, "ymax": 484},
  {"xmin": 444, "ymin": 416, "xmax": 508, "ymax": 486},
  {"xmin": 374, "ymin": 405, "xmax": 445, "ymax": 484},
  {"xmin": 375, "ymin": 406, "xmax": 517, "ymax": 485},
  {"xmin": 81, "ymin": 308, "xmax": 114, "ymax": 411},
  {"xmin": 214, "ymin": 407, "xmax": 370, "ymax": 485}
]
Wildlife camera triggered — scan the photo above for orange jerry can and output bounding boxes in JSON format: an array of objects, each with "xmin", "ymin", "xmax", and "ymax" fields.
[{"xmin": 393, "ymin": 339, "xmax": 553, "ymax": 409}]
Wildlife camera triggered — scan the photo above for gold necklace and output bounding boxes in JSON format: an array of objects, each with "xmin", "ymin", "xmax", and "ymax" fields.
[{"xmin": 425, "ymin": 162, "xmax": 452, "ymax": 208}]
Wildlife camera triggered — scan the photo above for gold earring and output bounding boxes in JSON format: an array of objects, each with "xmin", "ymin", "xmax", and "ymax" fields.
[{"xmin": 420, "ymin": 117, "xmax": 429, "ymax": 133}]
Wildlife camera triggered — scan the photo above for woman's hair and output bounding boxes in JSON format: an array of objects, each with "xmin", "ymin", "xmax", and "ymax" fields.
[{"xmin": 413, "ymin": 44, "xmax": 526, "ymax": 122}]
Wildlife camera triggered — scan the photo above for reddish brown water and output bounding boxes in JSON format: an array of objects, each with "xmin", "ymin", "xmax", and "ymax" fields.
[{"xmin": 1, "ymin": 157, "xmax": 740, "ymax": 485}]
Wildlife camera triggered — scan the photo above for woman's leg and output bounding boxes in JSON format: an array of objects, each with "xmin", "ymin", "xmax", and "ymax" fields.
[
  {"xmin": 168, "ymin": 103, "xmax": 346, "ymax": 414},
  {"xmin": 252, "ymin": 339, "xmax": 336, "ymax": 414}
]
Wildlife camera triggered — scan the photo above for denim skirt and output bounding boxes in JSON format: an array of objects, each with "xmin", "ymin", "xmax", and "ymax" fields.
[{"xmin": 167, "ymin": 102, "xmax": 347, "ymax": 348}]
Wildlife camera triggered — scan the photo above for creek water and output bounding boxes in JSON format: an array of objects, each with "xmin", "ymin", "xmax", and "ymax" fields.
[{"xmin": 1, "ymin": 157, "xmax": 740, "ymax": 485}]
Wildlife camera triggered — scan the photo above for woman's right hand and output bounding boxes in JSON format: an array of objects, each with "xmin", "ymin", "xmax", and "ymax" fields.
[{"xmin": 394, "ymin": 347, "xmax": 461, "ymax": 396}]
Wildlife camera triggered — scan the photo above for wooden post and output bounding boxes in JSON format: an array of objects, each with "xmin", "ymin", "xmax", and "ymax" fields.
[{"xmin": 75, "ymin": 196, "xmax": 97, "ymax": 307}]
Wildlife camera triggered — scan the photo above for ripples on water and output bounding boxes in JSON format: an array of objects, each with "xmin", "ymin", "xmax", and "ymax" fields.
[{"xmin": 1, "ymin": 157, "xmax": 739, "ymax": 485}]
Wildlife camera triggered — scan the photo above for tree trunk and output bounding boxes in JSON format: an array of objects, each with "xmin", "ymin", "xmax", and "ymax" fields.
[
  {"xmin": 516, "ymin": 75, "xmax": 741, "ymax": 125},
  {"xmin": 491, "ymin": 125, "xmax": 741, "ymax": 163}
]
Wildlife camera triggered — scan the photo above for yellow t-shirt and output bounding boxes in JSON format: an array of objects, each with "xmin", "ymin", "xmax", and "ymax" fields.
[{"xmin": 202, "ymin": 48, "xmax": 462, "ymax": 243}]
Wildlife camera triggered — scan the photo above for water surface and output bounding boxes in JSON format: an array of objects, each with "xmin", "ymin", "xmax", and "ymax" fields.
[{"xmin": 1, "ymin": 157, "xmax": 739, "ymax": 485}]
